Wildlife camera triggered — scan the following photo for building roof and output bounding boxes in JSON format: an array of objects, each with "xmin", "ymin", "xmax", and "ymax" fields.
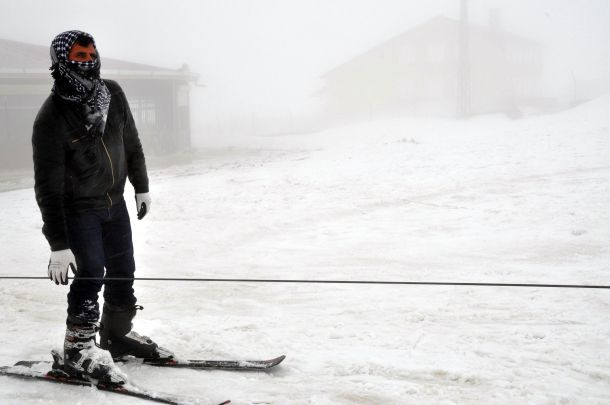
[
  {"xmin": 0, "ymin": 37, "xmax": 198, "ymax": 81},
  {"xmin": 322, "ymin": 15, "xmax": 543, "ymax": 79}
]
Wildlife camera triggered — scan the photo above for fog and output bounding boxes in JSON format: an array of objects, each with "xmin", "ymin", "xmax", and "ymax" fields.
[
  {"xmin": 1, "ymin": 3, "xmax": 610, "ymax": 402},
  {"xmin": 0, "ymin": 0, "xmax": 609, "ymax": 159}
]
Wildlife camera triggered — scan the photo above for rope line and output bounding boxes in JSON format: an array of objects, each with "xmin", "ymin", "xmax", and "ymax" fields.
[{"xmin": 0, "ymin": 276, "xmax": 608, "ymax": 289}]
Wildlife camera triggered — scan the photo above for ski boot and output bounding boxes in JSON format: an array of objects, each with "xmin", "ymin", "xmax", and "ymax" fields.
[
  {"xmin": 99, "ymin": 303, "xmax": 174, "ymax": 362},
  {"xmin": 61, "ymin": 317, "xmax": 127, "ymax": 385}
]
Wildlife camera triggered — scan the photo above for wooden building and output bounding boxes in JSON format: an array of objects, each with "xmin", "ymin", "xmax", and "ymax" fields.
[
  {"xmin": 0, "ymin": 37, "xmax": 198, "ymax": 168},
  {"xmin": 320, "ymin": 15, "xmax": 545, "ymax": 120}
]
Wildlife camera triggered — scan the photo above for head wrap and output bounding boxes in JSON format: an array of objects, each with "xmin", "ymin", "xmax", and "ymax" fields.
[{"xmin": 50, "ymin": 30, "xmax": 111, "ymax": 138}]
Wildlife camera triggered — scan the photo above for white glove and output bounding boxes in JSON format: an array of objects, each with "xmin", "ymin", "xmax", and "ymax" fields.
[
  {"xmin": 135, "ymin": 192, "xmax": 151, "ymax": 220},
  {"xmin": 48, "ymin": 249, "xmax": 77, "ymax": 285}
]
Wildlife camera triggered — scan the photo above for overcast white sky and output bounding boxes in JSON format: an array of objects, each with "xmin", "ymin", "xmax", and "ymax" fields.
[{"xmin": 1, "ymin": 0, "xmax": 609, "ymax": 126}]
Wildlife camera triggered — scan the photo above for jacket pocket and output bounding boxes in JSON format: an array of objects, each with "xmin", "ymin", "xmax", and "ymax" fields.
[{"xmin": 68, "ymin": 137, "xmax": 104, "ymax": 189}]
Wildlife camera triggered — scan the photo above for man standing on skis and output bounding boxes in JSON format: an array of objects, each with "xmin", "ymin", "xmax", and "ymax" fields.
[{"xmin": 33, "ymin": 30, "xmax": 171, "ymax": 384}]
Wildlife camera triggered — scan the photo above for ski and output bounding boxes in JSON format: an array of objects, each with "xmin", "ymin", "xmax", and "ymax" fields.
[
  {"xmin": 0, "ymin": 362, "xmax": 230, "ymax": 405},
  {"xmin": 136, "ymin": 354, "xmax": 286, "ymax": 370},
  {"xmin": 19, "ymin": 354, "xmax": 287, "ymax": 371}
]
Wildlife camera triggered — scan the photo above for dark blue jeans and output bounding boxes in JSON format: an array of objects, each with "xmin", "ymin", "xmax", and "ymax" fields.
[{"xmin": 66, "ymin": 199, "xmax": 137, "ymax": 323}]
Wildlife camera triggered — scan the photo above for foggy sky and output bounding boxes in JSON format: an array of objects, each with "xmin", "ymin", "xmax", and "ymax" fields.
[{"xmin": 1, "ymin": 0, "xmax": 609, "ymax": 130}]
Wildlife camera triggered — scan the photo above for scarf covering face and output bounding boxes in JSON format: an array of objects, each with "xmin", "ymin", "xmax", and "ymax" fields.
[{"xmin": 50, "ymin": 30, "xmax": 111, "ymax": 138}]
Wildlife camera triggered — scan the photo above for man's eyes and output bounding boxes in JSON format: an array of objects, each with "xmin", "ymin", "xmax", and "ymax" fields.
[{"xmin": 75, "ymin": 53, "xmax": 97, "ymax": 59}]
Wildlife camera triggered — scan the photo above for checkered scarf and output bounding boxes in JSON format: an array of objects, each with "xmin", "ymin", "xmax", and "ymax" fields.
[{"xmin": 50, "ymin": 30, "xmax": 111, "ymax": 138}]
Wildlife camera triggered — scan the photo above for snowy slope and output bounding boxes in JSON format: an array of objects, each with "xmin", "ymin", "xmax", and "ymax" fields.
[{"xmin": 0, "ymin": 96, "xmax": 609, "ymax": 404}]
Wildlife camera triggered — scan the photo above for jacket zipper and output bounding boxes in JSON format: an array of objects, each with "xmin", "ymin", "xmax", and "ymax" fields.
[{"xmin": 100, "ymin": 137, "xmax": 115, "ymax": 207}]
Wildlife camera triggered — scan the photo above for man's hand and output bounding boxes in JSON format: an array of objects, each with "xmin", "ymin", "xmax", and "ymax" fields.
[
  {"xmin": 48, "ymin": 249, "xmax": 77, "ymax": 285},
  {"xmin": 135, "ymin": 193, "xmax": 151, "ymax": 220}
]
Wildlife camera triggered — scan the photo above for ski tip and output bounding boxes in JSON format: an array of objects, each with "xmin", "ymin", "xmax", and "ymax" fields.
[
  {"xmin": 259, "ymin": 354, "xmax": 285, "ymax": 369},
  {"xmin": 218, "ymin": 401, "xmax": 231, "ymax": 405}
]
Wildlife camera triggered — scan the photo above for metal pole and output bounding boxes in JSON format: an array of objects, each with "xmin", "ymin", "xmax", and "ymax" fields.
[{"xmin": 458, "ymin": 0, "xmax": 471, "ymax": 117}]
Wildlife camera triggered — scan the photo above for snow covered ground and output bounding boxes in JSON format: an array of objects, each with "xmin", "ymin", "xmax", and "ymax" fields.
[{"xmin": 0, "ymin": 96, "xmax": 609, "ymax": 404}]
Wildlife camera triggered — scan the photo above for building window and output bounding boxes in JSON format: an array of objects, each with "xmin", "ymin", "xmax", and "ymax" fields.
[
  {"xmin": 127, "ymin": 98, "xmax": 156, "ymax": 126},
  {"xmin": 427, "ymin": 80, "xmax": 444, "ymax": 98},
  {"xmin": 398, "ymin": 79, "xmax": 415, "ymax": 100},
  {"xmin": 177, "ymin": 86, "xmax": 189, "ymax": 107},
  {"xmin": 427, "ymin": 43, "xmax": 445, "ymax": 63},
  {"xmin": 399, "ymin": 44, "xmax": 416, "ymax": 65}
]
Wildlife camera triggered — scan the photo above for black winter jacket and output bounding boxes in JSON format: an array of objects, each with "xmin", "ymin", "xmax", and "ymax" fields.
[{"xmin": 33, "ymin": 79, "xmax": 148, "ymax": 251}]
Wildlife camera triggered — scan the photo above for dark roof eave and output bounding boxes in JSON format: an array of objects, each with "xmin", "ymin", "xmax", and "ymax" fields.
[{"xmin": 0, "ymin": 69, "xmax": 199, "ymax": 82}]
